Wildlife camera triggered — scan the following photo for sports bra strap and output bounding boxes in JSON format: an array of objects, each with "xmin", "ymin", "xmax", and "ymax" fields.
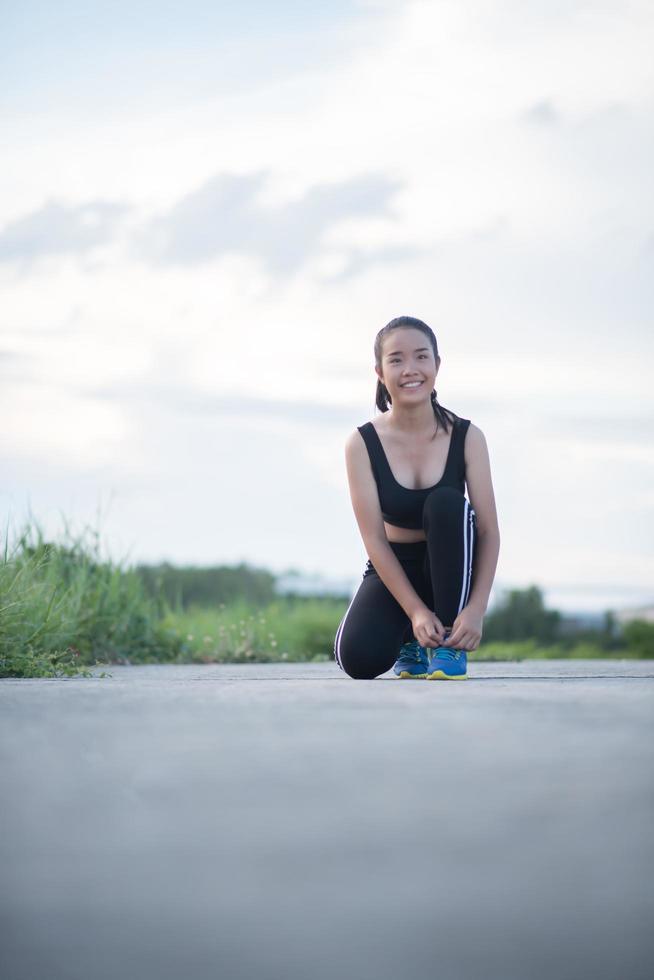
[
  {"xmin": 358, "ymin": 415, "xmax": 467, "ymax": 486},
  {"xmin": 356, "ymin": 422, "xmax": 385, "ymax": 482}
]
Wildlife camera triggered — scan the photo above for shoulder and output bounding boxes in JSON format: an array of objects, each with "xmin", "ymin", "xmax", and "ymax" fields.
[
  {"xmin": 462, "ymin": 421, "xmax": 489, "ymax": 459},
  {"xmin": 345, "ymin": 424, "xmax": 369, "ymax": 457},
  {"xmin": 344, "ymin": 426, "xmax": 381, "ymax": 500},
  {"xmin": 345, "ymin": 417, "xmax": 381, "ymax": 445},
  {"xmin": 465, "ymin": 421, "xmax": 485, "ymax": 441}
]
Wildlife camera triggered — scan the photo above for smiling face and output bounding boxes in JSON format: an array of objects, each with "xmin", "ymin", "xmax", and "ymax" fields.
[{"xmin": 376, "ymin": 327, "xmax": 440, "ymax": 401}]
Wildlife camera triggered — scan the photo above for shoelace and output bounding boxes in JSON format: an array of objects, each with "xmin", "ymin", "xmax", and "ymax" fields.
[
  {"xmin": 400, "ymin": 641, "xmax": 426, "ymax": 662},
  {"xmin": 432, "ymin": 648, "xmax": 464, "ymax": 661}
]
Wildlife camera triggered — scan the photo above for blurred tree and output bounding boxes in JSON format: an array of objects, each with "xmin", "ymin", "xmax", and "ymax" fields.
[
  {"xmin": 483, "ymin": 585, "xmax": 561, "ymax": 643},
  {"xmin": 622, "ymin": 619, "xmax": 654, "ymax": 658},
  {"xmin": 136, "ymin": 562, "xmax": 276, "ymax": 609}
]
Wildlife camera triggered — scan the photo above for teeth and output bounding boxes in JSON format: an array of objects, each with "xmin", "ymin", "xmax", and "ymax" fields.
[{"xmin": 402, "ymin": 381, "xmax": 422, "ymax": 387}]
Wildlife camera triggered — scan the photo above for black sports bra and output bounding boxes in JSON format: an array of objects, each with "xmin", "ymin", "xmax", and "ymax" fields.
[{"xmin": 356, "ymin": 414, "xmax": 471, "ymax": 529}]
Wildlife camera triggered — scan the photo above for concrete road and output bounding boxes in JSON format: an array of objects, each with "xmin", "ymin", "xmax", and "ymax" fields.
[{"xmin": 1, "ymin": 660, "xmax": 653, "ymax": 980}]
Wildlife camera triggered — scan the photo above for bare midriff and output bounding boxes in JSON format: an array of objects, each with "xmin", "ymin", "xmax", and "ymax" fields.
[{"xmin": 384, "ymin": 522, "xmax": 426, "ymax": 544}]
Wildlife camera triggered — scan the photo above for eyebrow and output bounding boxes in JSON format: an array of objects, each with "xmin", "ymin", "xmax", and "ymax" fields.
[{"xmin": 385, "ymin": 347, "xmax": 430, "ymax": 357}]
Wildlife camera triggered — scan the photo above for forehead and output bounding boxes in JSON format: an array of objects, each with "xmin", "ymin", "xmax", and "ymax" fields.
[{"xmin": 382, "ymin": 328, "xmax": 431, "ymax": 357}]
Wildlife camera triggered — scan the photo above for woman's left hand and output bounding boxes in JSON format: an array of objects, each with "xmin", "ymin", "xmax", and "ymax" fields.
[{"xmin": 441, "ymin": 605, "xmax": 484, "ymax": 652}]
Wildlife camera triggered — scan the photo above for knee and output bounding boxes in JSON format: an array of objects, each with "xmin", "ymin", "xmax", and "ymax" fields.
[
  {"xmin": 422, "ymin": 485, "xmax": 465, "ymax": 526},
  {"xmin": 334, "ymin": 624, "xmax": 387, "ymax": 680},
  {"xmin": 337, "ymin": 640, "xmax": 386, "ymax": 680}
]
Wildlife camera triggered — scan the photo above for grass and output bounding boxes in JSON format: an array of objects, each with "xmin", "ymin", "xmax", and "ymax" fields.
[
  {"xmin": 1, "ymin": 517, "xmax": 651, "ymax": 678},
  {"xmin": 161, "ymin": 598, "xmax": 345, "ymax": 664},
  {"xmin": 0, "ymin": 519, "xmax": 181, "ymax": 678},
  {"xmin": 162, "ymin": 616, "xmax": 647, "ymax": 665}
]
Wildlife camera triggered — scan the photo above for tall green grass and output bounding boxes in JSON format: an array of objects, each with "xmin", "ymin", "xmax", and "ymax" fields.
[
  {"xmin": 0, "ymin": 518, "xmax": 346, "ymax": 677},
  {"xmin": 0, "ymin": 519, "xmax": 181, "ymax": 677}
]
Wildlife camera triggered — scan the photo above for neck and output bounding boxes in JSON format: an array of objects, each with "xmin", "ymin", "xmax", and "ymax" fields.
[{"xmin": 386, "ymin": 400, "xmax": 437, "ymax": 434}]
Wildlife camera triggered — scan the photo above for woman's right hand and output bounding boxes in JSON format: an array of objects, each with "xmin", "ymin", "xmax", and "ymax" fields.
[{"xmin": 411, "ymin": 606, "xmax": 447, "ymax": 649}]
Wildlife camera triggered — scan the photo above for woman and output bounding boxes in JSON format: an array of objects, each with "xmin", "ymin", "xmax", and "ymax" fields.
[{"xmin": 333, "ymin": 316, "xmax": 500, "ymax": 680}]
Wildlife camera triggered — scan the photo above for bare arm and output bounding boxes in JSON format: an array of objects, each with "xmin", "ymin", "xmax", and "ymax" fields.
[{"xmin": 463, "ymin": 424, "xmax": 501, "ymax": 614}]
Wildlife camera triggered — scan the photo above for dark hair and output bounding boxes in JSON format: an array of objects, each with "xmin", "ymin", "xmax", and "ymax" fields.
[{"xmin": 374, "ymin": 315, "xmax": 456, "ymax": 433}]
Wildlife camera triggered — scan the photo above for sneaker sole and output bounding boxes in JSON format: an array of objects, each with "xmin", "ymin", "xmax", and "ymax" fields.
[
  {"xmin": 396, "ymin": 671, "xmax": 428, "ymax": 679},
  {"xmin": 426, "ymin": 670, "xmax": 467, "ymax": 680}
]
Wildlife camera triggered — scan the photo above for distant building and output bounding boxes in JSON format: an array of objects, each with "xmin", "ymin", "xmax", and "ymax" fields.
[
  {"xmin": 613, "ymin": 604, "xmax": 654, "ymax": 626},
  {"xmin": 274, "ymin": 571, "xmax": 354, "ymax": 598},
  {"xmin": 558, "ymin": 611, "xmax": 607, "ymax": 634}
]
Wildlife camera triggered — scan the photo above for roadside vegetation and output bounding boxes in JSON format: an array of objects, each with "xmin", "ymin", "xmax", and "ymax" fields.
[{"xmin": 1, "ymin": 519, "xmax": 652, "ymax": 678}]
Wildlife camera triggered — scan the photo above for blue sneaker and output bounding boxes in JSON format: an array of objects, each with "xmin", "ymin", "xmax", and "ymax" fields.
[
  {"xmin": 393, "ymin": 639, "xmax": 429, "ymax": 679},
  {"xmin": 426, "ymin": 646, "xmax": 468, "ymax": 680}
]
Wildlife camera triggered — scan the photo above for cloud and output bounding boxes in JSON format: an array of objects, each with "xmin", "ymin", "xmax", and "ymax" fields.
[
  {"xmin": 141, "ymin": 170, "xmax": 415, "ymax": 276},
  {"xmin": 545, "ymin": 413, "xmax": 653, "ymax": 444},
  {"xmin": 0, "ymin": 348, "xmax": 39, "ymax": 385},
  {"xmin": 521, "ymin": 99, "xmax": 559, "ymax": 125},
  {"xmin": 90, "ymin": 379, "xmax": 363, "ymax": 427},
  {"xmin": 0, "ymin": 200, "xmax": 129, "ymax": 263},
  {"xmin": 321, "ymin": 243, "xmax": 424, "ymax": 283}
]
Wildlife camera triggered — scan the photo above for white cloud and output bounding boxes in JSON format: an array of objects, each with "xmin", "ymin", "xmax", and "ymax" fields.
[
  {"xmin": 0, "ymin": 200, "xmax": 129, "ymax": 263},
  {"xmin": 2, "ymin": 0, "xmax": 653, "ymax": 610},
  {"xmin": 2, "ymin": 382, "xmax": 129, "ymax": 467}
]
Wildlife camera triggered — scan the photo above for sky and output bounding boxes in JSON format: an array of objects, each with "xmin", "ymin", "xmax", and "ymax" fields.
[{"xmin": 2, "ymin": 0, "xmax": 653, "ymax": 614}]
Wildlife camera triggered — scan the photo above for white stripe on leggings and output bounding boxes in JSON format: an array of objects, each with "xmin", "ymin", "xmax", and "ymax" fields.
[
  {"xmin": 457, "ymin": 500, "xmax": 475, "ymax": 614},
  {"xmin": 334, "ymin": 584, "xmax": 361, "ymax": 670},
  {"xmin": 464, "ymin": 505, "xmax": 475, "ymax": 608}
]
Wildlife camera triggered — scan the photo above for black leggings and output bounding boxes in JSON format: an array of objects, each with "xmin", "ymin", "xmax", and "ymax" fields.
[{"xmin": 334, "ymin": 486, "xmax": 477, "ymax": 679}]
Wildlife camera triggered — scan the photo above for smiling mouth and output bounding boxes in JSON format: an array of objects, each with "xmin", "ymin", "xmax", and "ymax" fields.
[{"xmin": 400, "ymin": 381, "xmax": 424, "ymax": 388}]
